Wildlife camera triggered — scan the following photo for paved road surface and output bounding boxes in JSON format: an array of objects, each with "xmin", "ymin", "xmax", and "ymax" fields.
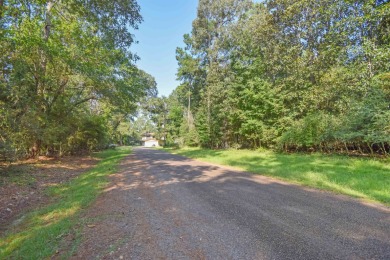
[{"xmin": 73, "ymin": 148, "xmax": 390, "ymax": 259}]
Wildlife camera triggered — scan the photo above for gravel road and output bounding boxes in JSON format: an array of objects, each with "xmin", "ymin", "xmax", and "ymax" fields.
[{"xmin": 73, "ymin": 148, "xmax": 390, "ymax": 260}]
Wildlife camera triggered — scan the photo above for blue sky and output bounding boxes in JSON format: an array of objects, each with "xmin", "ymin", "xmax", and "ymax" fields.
[{"xmin": 132, "ymin": 0, "xmax": 199, "ymax": 97}]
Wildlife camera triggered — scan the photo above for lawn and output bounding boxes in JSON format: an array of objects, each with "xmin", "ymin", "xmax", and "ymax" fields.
[
  {"xmin": 0, "ymin": 147, "xmax": 131, "ymax": 259},
  {"xmin": 166, "ymin": 148, "xmax": 390, "ymax": 206}
]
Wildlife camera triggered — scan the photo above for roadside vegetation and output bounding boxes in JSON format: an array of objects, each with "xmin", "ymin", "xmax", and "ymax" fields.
[
  {"xmin": 0, "ymin": 147, "xmax": 131, "ymax": 259},
  {"xmin": 145, "ymin": 0, "xmax": 390, "ymax": 156},
  {"xmin": 166, "ymin": 147, "xmax": 390, "ymax": 206},
  {"xmin": 0, "ymin": 1, "xmax": 156, "ymax": 161}
]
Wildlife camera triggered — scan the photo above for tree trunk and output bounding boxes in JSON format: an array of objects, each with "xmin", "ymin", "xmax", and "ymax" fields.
[
  {"xmin": 0, "ymin": 0, "xmax": 4, "ymax": 19},
  {"xmin": 344, "ymin": 142, "xmax": 349, "ymax": 153},
  {"xmin": 357, "ymin": 144, "xmax": 364, "ymax": 155},
  {"xmin": 31, "ymin": 140, "xmax": 41, "ymax": 158},
  {"xmin": 207, "ymin": 87, "xmax": 211, "ymax": 145},
  {"xmin": 381, "ymin": 142, "xmax": 387, "ymax": 155},
  {"xmin": 188, "ymin": 85, "xmax": 191, "ymax": 127},
  {"xmin": 367, "ymin": 142, "xmax": 374, "ymax": 156},
  {"xmin": 45, "ymin": 2, "xmax": 54, "ymax": 41},
  {"xmin": 39, "ymin": 1, "xmax": 54, "ymax": 96}
]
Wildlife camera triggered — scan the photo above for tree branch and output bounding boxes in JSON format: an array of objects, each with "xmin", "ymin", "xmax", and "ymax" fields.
[{"xmin": 73, "ymin": 96, "xmax": 96, "ymax": 107}]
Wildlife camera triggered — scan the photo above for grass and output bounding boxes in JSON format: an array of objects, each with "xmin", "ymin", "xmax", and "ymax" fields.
[
  {"xmin": 0, "ymin": 147, "xmax": 131, "ymax": 259},
  {"xmin": 165, "ymin": 147, "xmax": 390, "ymax": 206}
]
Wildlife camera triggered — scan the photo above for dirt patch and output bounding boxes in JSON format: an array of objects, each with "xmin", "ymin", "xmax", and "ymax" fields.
[{"xmin": 0, "ymin": 155, "xmax": 99, "ymax": 233}]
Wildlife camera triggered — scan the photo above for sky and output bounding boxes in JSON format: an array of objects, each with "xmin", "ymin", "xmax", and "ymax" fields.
[{"xmin": 132, "ymin": 0, "xmax": 199, "ymax": 97}]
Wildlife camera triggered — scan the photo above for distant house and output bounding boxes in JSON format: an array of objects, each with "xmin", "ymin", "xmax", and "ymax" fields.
[{"xmin": 141, "ymin": 133, "xmax": 160, "ymax": 147}]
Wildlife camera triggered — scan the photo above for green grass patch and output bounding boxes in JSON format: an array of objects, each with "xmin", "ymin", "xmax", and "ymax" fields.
[
  {"xmin": 165, "ymin": 147, "xmax": 390, "ymax": 206},
  {"xmin": 0, "ymin": 147, "xmax": 131, "ymax": 259}
]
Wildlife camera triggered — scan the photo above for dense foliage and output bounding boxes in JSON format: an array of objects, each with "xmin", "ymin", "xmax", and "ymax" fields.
[
  {"xmin": 0, "ymin": 0, "xmax": 156, "ymax": 158},
  {"xmin": 153, "ymin": 0, "xmax": 390, "ymax": 155}
]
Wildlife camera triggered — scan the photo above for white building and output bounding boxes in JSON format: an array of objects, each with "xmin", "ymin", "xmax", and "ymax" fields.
[
  {"xmin": 142, "ymin": 133, "xmax": 160, "ymax": 147},
  {"xmin": 144, "ymin": 139, "xmax": 159, "ymax": 147}
]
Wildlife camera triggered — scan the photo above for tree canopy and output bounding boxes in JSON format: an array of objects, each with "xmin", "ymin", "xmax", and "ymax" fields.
[
  {"xmin": 154, "ymin": 0, "xmax": 390, "ymax": 155},
  {"xmin": 0, "ymin": 0, "xmax": 156, "ymax": 158},
  {"xmin": 2, "ymin": 0, "xmax": 389, "ymax": 158}
]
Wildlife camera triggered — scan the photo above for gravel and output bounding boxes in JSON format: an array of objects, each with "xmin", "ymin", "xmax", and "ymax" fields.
[{"xmin": 73, "ymin": 148, "xmax": 390, "ymax": 260}]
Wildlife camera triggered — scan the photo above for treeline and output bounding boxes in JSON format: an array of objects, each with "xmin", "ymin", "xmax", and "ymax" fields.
[
  {"xmin": 0, "ymin": 0, "xmax": 157, "ymax": 159},
  {"xmin": 149, "ymin": 0, "xmax": 390, "ymax": 155}
]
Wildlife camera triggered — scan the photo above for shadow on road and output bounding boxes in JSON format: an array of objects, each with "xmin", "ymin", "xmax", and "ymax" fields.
[{"xmin": 77, "ymin": 147, "xmax": 390, "ymax": 259}]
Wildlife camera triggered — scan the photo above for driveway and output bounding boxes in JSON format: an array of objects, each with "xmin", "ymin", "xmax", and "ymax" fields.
[{"xmin": 73, "ymin": 148, "xmax": 390, "ymax": 259}]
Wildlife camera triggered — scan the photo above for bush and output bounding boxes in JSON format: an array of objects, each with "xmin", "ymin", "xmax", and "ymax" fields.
[{"xmin": 66, "ymin": 115, "xmax": 109, "ymax": 154}]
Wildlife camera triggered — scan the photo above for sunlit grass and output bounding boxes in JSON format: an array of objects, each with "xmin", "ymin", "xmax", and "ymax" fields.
[
  {"xmin": 166, "ymin": 147, "xmax": 390, "ymax": 206},
  {"xmin": 0, "ymin": 147, "xmax": 132, "ymax": 259}
]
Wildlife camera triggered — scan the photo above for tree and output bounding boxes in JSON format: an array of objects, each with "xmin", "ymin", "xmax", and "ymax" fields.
[
  {"xmin": 0, "ymin": 0, "xmax": 156, "ymax": 158},
  {"xmin": 166, "ymin": 0, "xmax": 390, "ymax": 154}
]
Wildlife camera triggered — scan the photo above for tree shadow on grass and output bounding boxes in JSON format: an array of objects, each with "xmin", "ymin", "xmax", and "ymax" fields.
[
  {"xmin": 222, "ymin": 153, "xmax": 390, "ymax": 205},
  {"xmin": 170, "ymin": 148, "xmax": 389, "ymax": 205}
]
